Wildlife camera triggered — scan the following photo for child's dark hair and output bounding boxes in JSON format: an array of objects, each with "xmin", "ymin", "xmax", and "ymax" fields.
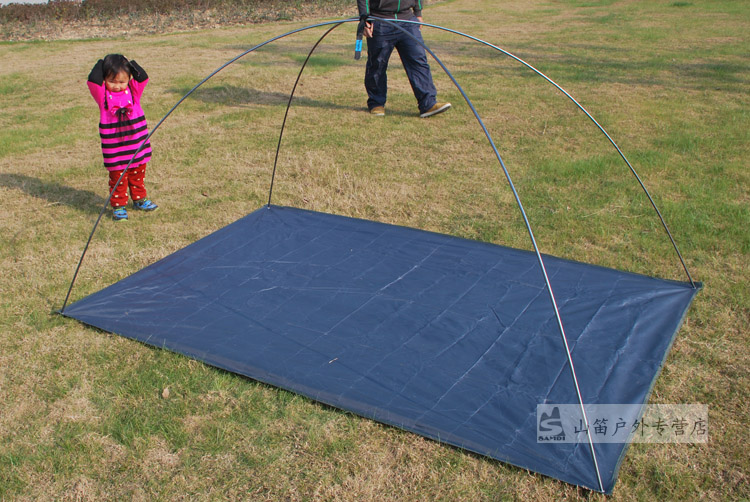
[{"xmin": 102, "ymin": 54, "xmax": 133, "ymax": 80}]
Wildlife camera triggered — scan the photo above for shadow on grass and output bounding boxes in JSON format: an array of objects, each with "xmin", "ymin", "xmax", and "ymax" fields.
[
  {"xmin": 382, "ymin": 37, "xmax": 749, "ymax": 94},
  {"xmin": 167, "ymin": 85, "xmax": 419, "ymax": 117},
  {"xmin": 0, "ymin": 173, "xmax": 105, "ymax": 214},
  {"xmin": 168, "ymin": 85, "xmax": 353, "ymax": 109}
]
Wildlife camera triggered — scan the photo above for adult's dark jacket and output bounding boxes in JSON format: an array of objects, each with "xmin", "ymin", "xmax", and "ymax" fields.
[{"xmin": 357, "ymin": 0, "xmax": 423, "ymax": 19}]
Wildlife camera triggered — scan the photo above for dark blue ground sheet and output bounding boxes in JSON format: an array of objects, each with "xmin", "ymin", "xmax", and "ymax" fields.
[{"xmin": 62, "ymin": 205, "xmax": 700, "ymax": 493}]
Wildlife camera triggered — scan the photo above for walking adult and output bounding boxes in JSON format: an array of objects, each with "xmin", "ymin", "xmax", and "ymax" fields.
[{"xmin": 357, "ymin": 0, "xmax": 451, "ymax": 118}]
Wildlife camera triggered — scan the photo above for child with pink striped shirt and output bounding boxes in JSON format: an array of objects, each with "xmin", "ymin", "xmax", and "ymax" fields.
[{"xmin": 88, "ymin": 54, "xmax": 158, "ymax": 221}]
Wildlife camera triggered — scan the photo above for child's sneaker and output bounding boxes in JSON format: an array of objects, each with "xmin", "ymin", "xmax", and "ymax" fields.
[
  {"xmin": 133, "ymin": 199, "xmax": 158, "ymax": 211},
  {"xmin": 113, "ymin": 207, "xmax": 128, "ymax": 221}
]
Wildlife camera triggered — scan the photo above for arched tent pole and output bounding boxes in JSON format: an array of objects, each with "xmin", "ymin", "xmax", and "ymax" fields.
[
  {"xmin": 57, "ymin": 19, "xmax": 691, "ymax": 490},
  {"xmin": 268, "ymin": 22, "xmax": 344, "ymax": 207},
  {"xmin": 374, "ymin": 17, "xmax": 604, "ymax": 492},
  {"xmin": 259, "ymin": 20, "xmax": 695, "ymax": 287},
  {"xmin": 59, "ymin": 19, "xmax": 359, "ymax": 314},
  {"xmin": 59, "ymin": 157, "xmax": 137, "ymax": 313},
  {"xmin": 418, "ymin": 22, "xmax": 696, "ymax": 288}
]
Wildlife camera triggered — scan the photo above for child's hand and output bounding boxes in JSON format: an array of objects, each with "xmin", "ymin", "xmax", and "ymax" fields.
[{"xmin": 88, "ymin": 59, "xmax": 105, "ymax": 85}]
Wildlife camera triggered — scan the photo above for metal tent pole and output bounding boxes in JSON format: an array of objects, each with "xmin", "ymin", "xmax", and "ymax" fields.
[{"xmin": 379, "ymin": 18, "xmax": 605, "ymax": 492}]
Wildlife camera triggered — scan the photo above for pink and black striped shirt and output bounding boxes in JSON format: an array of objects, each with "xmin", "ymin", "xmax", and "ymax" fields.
[{"xmin": 87, "ymin": 60, "xmax": 152, "ymax": 171}]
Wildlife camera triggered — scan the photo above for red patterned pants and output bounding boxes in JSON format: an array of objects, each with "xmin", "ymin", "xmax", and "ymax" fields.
[{"xmin": 108, "ymin": 164, "xmax": 149, "ymax": 208}]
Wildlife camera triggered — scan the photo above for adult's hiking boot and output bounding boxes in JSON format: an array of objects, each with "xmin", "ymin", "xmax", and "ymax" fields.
[{"xmin": 420, "ymin": 102, "xmax": 451, "ymax": 118}]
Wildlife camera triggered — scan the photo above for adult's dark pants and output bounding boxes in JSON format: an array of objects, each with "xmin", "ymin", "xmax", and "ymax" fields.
[{"xmin": 365, "ymin": 19, "xmax": 437, "ymax": 114}]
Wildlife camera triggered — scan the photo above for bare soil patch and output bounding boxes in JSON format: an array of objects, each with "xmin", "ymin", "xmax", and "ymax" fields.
[{"xmin": 0, "ymin": 3, "xmax": 353, "ymax": 41}]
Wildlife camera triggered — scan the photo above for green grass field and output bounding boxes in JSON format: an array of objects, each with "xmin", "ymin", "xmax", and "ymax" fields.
[{"xmin": 0, "ymin": 0, "xmax": 748, "ymax": 499}]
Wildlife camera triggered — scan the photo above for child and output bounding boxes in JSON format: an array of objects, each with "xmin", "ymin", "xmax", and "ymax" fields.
[{"xmin": 87, "ymin": 54, "xmax": 158, "ymax": 221}]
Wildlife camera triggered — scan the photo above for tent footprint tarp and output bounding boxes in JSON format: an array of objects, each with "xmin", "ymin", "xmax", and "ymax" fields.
[{"xmin": 61, "ymin": 204, "xmax": 700, "ymax": 493}]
